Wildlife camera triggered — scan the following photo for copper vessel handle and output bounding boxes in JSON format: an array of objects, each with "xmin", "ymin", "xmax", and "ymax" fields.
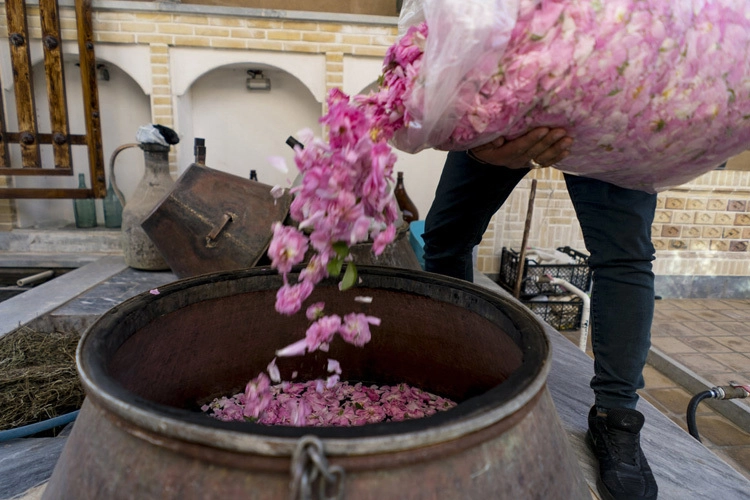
[
  {"xmin": 205, "ymin": 212, "xmax": 235, "ymax": 247},
  {"xmin": 109, "ymin": 143, "xmax": 140, "ymax": 206}
]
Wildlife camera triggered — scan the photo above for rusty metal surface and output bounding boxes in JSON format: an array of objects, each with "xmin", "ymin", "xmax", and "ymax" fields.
[
  {"xmin": 44, "ymin": 267, "xmax": 588, "ymax": 499},
  {"xmin": 141, "ymin": 164, "xmax": 293, "ymax": 278},
  {"xmin": 348, "ymin": 223, "xmax": 422, "ymax": 271},
  {"xmin": 46, "ymin": 386, "xmax": 585, "ymax": 499}
]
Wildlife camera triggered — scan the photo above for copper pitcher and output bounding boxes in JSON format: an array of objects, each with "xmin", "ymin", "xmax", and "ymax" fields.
[{"xmin": 110, "ymin": 142, "xmax": 174, "ymax": 270}]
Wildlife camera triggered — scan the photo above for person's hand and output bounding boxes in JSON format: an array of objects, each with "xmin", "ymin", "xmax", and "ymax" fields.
[{"xmin": 467, "ymin": 128, "xmax": 573, "ymax": 169}]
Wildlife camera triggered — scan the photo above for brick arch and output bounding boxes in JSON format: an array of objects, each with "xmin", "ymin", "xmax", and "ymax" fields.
[{"xmin": 169, "ymin": 47, "xmax": 326, "ymax": 103}]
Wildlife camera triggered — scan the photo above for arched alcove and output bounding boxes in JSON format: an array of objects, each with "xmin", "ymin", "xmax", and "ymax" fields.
[
  {"xmin": 170, "ymin": 47, "xmax": 325, "ymax": 101},
  {"xmin": 175, "ymin": 63, "xmax": 322, "ymax": 189}
]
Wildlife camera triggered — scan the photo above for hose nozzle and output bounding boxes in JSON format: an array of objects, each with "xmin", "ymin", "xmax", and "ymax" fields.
[
  {"xmin": 712, "ymin": 383, "xmax": 750, "ymax": 400},
  {"xmin": 687, "ymin": 382, "xmax": 749, "ymax": 442}
]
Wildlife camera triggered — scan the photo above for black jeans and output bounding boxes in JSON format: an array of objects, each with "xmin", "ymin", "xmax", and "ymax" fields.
[{"xmin": 423, "ymin": 150, "xmax": 657, "ymax": 410}]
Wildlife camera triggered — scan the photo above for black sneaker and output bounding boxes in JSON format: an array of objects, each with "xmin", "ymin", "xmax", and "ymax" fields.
[{"xmin": 587, "ymin": 406, "xmax": 658, "ymax": 500}]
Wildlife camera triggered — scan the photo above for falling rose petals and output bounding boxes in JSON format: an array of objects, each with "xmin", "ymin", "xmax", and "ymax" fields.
[
  {"xmin": 267, "ymin": 88, "xmax": 398, "ymax": 328},
  {"xmin": 276, "ymin": 338, "xmax": 308, "ymax": 357},
  {"xmin": 270, "ymin": 185, "xmax": 285, "ymax": 200},
  {"xmin": 267, "ymin": 358, "xmax": 281, "ymax": 383},
  {"xmin": 267, "ymin": 155, "xmax": 289, "ymax": 174},
  {"xmin": 267, "ymin": 223, "xmax": 309, "ymax": 277},
  {"xmin": 327, "ymin": 359, "xmax": 342, "ymax": 374},
  {"xmin": 325, "ymin": 374, "xmax": 340, "ymax": 389},
  {"xmin": 306, "ymin": 302, "xmax": 326, "ymax": 321}
]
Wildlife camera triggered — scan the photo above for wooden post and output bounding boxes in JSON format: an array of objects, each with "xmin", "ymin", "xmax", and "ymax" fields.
[
  {"xmin": 5, "ymin": 0, "xmax": 41, "ymax": 169},
  {"xmin": 40, "ymin": 0, "xmax": 72, "ymax": 170},
  {"xmin": 513, "ymin": 179, "xmax": 537, "ymax": 299},
  {"xmin": 76, "ymin": 0, "xmax": 106, "ymax": 198}
]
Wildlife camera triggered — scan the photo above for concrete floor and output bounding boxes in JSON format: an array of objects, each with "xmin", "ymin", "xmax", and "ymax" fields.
[{"xmin": 559, "ymin": 298, "xmax": 750, "ymax": 483}]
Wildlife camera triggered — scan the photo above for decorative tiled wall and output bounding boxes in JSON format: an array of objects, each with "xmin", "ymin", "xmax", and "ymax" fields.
[
  {"xmin": 477, "ymin": 167, "xmax": 750, "ymax": 292},
  {"xmin": 652, "ymin": 190, "xmax": 750, "ymax": 253}
]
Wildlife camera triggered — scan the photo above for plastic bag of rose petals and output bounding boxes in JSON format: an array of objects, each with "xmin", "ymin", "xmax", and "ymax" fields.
[
  {"xmin": 392, "ymin": 0, "xmax": 520, "ymax": 156},
  {"xmin": 391, "ymin": 0, "xmax": 750, "ymax": 192}
]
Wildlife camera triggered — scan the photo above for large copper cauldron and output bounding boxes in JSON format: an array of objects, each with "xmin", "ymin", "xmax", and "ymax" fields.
[{"xmin": 44, "ymin": 266, "xmax": 588, "ymax": 499}]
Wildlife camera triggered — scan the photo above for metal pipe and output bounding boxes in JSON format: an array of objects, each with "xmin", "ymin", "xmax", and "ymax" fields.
[
  {"xmin": 532, "ymin": 275, "xmax": 591, "ymax": 352},
  {"xmin": 548, "ymin": 277, "xmax": 590, "ymax": 352},
  {"xmin": 16, "ymin": 269, "xmax": 54, "ymax": 287}
]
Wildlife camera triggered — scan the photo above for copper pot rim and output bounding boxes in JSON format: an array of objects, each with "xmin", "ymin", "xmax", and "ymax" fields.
[{"xmin": 77, "ymin": 266, "xmax": 551, "ymax": 457}]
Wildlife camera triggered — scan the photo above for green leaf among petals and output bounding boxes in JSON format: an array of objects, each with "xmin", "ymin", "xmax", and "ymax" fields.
[
  {"xmin": 332, "ymin": 241, "xmax": 350, "ymax": 258},
  {"xmin": 340, "ymin": 263, "xmax": 358, "ymax": 291},
  {"xmin": 327, "ymin": 257, "xmax": 344, "ymax": 277}
]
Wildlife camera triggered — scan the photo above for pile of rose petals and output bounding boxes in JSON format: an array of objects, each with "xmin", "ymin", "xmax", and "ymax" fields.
[{"xmin": 202, "ymin": 379, "xmax": 457, "ymax": 427}]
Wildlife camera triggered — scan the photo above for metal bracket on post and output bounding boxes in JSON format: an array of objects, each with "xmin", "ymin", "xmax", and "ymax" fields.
[{"xmin": 290, "ymin": 435, "xmax": 345, "ymax": 500}]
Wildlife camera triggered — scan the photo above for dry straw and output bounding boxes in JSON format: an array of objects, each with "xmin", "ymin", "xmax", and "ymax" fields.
[{"xmin": 0, "ymin": 326, "xmax": 83, "ymax": 431}]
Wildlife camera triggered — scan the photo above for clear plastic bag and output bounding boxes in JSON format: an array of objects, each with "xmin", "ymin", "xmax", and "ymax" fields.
[
  {"xmin": 393, "ymin": 0, "xmax": 520, "ymax": 154},
  {"xmin": 389, "ymin": 0, "xmax": 750, "ymax": 192},
  {"xmin": 397, "ymin": 0, "xmax": 425, "ymax": 36},
  {"xmin": 136, "ymin": 124, "xmax": 169, "ymax": 146}
]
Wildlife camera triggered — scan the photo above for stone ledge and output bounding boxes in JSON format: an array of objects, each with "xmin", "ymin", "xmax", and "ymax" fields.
[
  {"xmin": 0, "ymin": 256, "xmax": 128, "ymax": 339},
  {"xmin": 41, "ymin": 0, "xmax": 400, "ymax": 26},
  {"xmin": 0, "ymin": 228, "xmax": 122, "ymax": 255}
]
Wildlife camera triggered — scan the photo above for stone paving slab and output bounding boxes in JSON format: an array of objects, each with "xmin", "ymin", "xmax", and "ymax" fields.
[
  {"xmin": 648, "ymin": 347, "xmax": 750, "ymax": 432},
  {"xmin": 30, "ymin": 267, "xmax": 179, "ymax": 334},
  {"xmin": 0, "ymin": 256, "xmax": 128, "ymax": 339},
  {"xmin": 0, "ymin": 436, "xmax": 68, "ymax": 499}
]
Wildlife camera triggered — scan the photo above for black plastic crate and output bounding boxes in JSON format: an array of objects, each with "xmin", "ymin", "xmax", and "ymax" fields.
[
  {"xmin": 498, "ymin": 246, "xmax": 592, "ymax": 297},
  {"xmin": 523, "ymin": 297, "xmax": 584, "ymax": 331}
]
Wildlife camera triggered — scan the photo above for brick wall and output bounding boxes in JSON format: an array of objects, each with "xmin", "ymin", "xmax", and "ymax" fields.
[
  {"xmin": 0, "ymin": 176, "xmax": 13, "ymax": 232},
  {"xmin": 476, "ymin": 168, "xmax": 750, "ymax": 280}
]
